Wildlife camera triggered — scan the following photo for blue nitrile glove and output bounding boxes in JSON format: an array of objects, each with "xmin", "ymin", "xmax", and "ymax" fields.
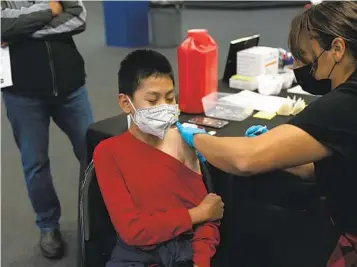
[
  {"xmin": 176, "ymin": 122, "xmax": 208, "ymax": 148},
  {"xmin": 245, "ymin": 125, "xmax": 268, "ymax": 137},
  {"xmin": 196, "ymin": 151, "xmax": 207, "ymax": 163}
]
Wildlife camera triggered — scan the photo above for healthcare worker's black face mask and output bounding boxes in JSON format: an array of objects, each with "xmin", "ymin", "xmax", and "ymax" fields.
[{"xmin": 293, "ymin": 50, "xmax": 337, "ymax": 95}]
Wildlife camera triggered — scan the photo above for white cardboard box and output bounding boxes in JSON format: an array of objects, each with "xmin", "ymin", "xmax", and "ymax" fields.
[{"xmin": 237, "ymin": 46, "xmax": 279, "ymax": 77}]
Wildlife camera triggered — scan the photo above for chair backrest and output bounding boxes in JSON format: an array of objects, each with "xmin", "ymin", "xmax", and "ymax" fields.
[
  {"xmin": 201, "ymin": 162, "xmax": 215, "ymax": 193},
  {"xmin": 78, "ymin": 160, "xmax": 214, "ymax": 267},
  {"xmin": 78, "ymin": 161, "xmax": 117, "ymax": 267}
]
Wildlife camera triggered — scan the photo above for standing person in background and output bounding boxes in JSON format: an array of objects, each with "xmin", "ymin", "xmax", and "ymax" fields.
[{"xmin": 1, "ymin": 1, "xmax": 93, "ymax": 259}]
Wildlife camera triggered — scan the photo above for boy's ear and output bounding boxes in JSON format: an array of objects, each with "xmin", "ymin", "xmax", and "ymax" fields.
[{"xmin": 118, "ymin": 94, "xmax": 131, "ymax": 114}]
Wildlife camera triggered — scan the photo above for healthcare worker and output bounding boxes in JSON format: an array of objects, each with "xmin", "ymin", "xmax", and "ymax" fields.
[{"xmin": 177, "ymin": 1, "xmax": 357, "ymax": 266}]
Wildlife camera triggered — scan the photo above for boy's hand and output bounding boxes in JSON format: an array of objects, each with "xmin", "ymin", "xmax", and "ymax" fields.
[{"xmin": 198, "ymin": 193, "xmax": 224, "ymax": 222}]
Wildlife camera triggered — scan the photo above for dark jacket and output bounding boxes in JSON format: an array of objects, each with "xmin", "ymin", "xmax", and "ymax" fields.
[
  {"xmin": 107, "ymin": 234, "xmax": 193, "ymax": 267},
  {"xmin": 1, "ymin": 1, "xmax": 86, "ymax": 97}
]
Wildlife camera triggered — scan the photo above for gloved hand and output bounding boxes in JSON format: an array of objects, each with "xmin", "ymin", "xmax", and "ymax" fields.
[
  {"xmin": 176, "ymin": 122, "xmax": 208, "ymax": 148},
  {"xmin": 196, "ymin": 151, "xmax": 206, "ymax": 163},
  {"xmin": 245, "ymin": 125, "xmax": 268, "ymax": 137}
]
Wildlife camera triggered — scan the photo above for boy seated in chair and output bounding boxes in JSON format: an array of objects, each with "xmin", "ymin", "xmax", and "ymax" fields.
[{"xmin": 93, "ymin": 49, "xmax": 223, "ymax": 267}]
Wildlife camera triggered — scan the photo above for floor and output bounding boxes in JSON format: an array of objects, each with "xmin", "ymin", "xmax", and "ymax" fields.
[{"xmin": 1, "ymin": 2, "xmax": 302, "ymax": 266}]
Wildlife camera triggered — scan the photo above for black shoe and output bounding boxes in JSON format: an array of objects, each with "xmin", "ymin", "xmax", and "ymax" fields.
[{"xmin": 39, "ymin": 229, "xmax": 64, "ymax": 259}]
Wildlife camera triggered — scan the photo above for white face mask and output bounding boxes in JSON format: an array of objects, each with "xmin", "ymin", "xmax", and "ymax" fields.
[{"xmin": 127, "ymin": 97, "xmax": 180, "ymax": 139}]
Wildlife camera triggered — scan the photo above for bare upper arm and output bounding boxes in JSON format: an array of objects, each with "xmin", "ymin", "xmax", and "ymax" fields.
[{"xmin": 163, "ymin": 128, "xmax": 200, "ymax": 174}]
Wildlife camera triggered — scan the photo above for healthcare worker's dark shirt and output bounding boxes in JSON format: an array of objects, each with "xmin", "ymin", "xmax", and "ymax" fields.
[{"xmin": 288, "ymin": 70, "xmax": 357, "ymax": 236}]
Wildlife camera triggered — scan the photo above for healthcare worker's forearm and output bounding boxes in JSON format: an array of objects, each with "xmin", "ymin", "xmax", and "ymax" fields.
[
  {"xmin": 193, "ymin": 134, "xmax": 255, "ymax": 176},
  {"xmin": 194, "ymin": 133, "xmax": 315, "ymax": 178},
  {"xmin": 284, "ymin": 163, "xmax": 315, "ymax": 180}
]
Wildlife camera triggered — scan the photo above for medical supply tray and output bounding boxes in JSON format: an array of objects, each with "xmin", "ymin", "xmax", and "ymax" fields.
[{"xmin": 202, "ymin": 92, "xmax": 253, "ymax": 121}]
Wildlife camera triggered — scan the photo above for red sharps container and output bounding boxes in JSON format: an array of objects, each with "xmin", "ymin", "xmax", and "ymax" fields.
[{"xmin": 177, "ymin": 29, "xmax": 218, "ymax": 114}]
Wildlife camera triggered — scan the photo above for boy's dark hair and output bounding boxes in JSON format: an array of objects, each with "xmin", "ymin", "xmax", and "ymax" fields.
[
  {"xmin": 289, "ymin": 1, "xmax": 357, "ymax": 64},
  {"xmin": 118, "ymin": 49, "xmax": 175, "ymax": 96}
]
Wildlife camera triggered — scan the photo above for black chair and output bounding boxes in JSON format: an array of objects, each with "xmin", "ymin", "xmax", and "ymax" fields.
[
  {"xmin": 78, "ymin": 160, "xmax": 116, "ymax": 267},
  {"xmin": 77, "ymin": 160, "xmax": 219, "ymax": 267}
]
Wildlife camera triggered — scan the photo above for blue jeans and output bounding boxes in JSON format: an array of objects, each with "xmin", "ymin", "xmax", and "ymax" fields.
[{"xmin": 3, "ymin": 87, "xmax": 93, "ymax": 232}]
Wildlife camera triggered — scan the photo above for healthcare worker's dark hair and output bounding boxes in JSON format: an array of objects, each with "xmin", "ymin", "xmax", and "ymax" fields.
[
  {"xmin": 118, "ymin": 49, "xmax": 175, "ymax": 97},
  {"xmin": 288, "ymin": 1, "xmax": 357, "ymax": 64}
]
